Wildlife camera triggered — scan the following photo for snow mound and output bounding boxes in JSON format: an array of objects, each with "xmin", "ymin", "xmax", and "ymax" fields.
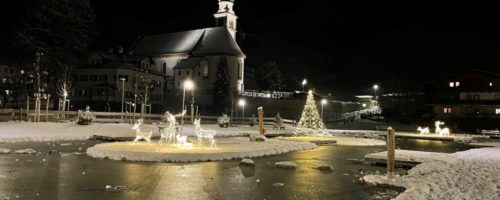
[
  {"xmin": 363, "ymin": 147, "xmax": 500, "ymax": 200},
  {"xmin": 0, "ymin": 148, "xmax": 11, "ymax": 154},
  {"xmin": 14, "ymin": 148, "xmax": 37, "ymax": 154},
  {"xmin": 275, "ymin": 161, "xmax": 297, "ymax": 169},
  {"xmin": 241, "ymin": 158, "xmax": 255, "ymax": 165},
  {"xmin": 86, "ymin": 138, "xmax": 316, "ymax": 162}
]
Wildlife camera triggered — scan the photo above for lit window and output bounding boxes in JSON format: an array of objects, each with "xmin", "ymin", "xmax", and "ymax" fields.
[
  {"xmin": 449, "ymin": 82, "xmax": 454, "ymax": 87},
  {"xmin": 443, "ymin": 107, "xmax": 452, "ymax": 114},
  {"xmin": 496, "ymin": 109, "xmax": 500, "ymax": 115},
  {"xmin": 455, "ymin": 82, "xmax": 460, "ymax": 87}
]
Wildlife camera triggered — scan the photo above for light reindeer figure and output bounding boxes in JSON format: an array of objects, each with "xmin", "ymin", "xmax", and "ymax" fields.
[
  {"xmin": 132, "ymin": 119, "xmax": 152, "ymax": 143},
  {"xmin": 417, "ymin": 126, "xmax": 430, "ymax": 135},
  {"xmin": 159, "ymin": 110, "xmax": 186, "ymax": 144},
  {"xmin": 434, "ymin": 121, "xmax": 450, "ymax": 136},
  {"xmin": 194, "ymin": 119, "xmax": 216, "ymax": 147}
]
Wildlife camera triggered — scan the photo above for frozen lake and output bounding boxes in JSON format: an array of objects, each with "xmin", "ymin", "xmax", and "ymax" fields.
[{"xmin": 0, "ymin": 139, "xmax": 471, "ymax": 200}]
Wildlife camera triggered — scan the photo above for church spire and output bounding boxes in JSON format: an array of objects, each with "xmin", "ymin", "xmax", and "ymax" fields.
[{"xmin": 214, "ymin": 0, "xmax": 238, "ymax": 40}]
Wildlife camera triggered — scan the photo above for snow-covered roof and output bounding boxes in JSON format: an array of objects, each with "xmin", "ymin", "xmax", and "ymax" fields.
[{"xmin": 133, "ymin": 27, "xmax": 245, "ymax": 58}]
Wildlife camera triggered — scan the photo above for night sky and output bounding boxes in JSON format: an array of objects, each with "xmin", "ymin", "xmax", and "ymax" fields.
[{"xmin": 2, "ymin": 1, "xmax": 500, "ymax": 97}]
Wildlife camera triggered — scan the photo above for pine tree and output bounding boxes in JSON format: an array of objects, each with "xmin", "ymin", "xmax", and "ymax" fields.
[
  {"xmin": 258, "ymin": 61, "xmax": 285, "ymax": 91},
  {"xmin": 212, "ymin": 57, "xmax": 232, "ymax": 114},
  {"xmin": 297, "ymin": 90, "xmax": 326, "ymax": 130}
]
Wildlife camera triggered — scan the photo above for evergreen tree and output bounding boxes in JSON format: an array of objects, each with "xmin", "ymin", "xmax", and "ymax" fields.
[
  {"xmin": 212, "ymin": 57, "xmax": 232, "ymax": 114},
  {"xmin": 297, "ymin": 90, "xmax": 326, "ymax": 130},
  {"xmin": 258, "ymin": 61, "xmax": 285, "ymax": 91}
]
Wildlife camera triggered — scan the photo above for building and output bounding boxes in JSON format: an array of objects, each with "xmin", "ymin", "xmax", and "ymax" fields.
[
  {"xmin": 72, "ymin": 0, "xmax": 245, "ymax": 112},
  {"xmin": 424, "ymin": 69, "xmax": 500, "ymax": 130},
  {"xmin": 0, "ymin": 58, "xmax": 33, "ymax": 108}
]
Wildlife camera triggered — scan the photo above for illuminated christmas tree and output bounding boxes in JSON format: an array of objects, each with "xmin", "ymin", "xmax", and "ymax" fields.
[{"xmin": 297, "ymin": 90, "xmax": 326, "ymax": 130}]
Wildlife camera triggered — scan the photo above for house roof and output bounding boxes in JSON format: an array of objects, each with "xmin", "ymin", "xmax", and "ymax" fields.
[
  {"xmin": 424, "ymin": 68, "xmax": 500, "ymax": 86},
  {"xmin": 133, "ymin": 27, "xmax": 245, "ymax": 58},
  {"xmin": 174, "ymin": 57, "xmax": 203, "ymax": 69}
]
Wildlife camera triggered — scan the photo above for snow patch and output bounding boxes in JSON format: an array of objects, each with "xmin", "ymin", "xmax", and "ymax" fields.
[
  {"xmin": 0, "ymin": 148, "xmax": 11, "ymax": 154},
  {"xmin": 14, "ymin": 148, "xmax": 37, "ymax": 154},
  {"xmin": 87, "ymin": 138, "xmax": 316, "ymax": 162},
  {"xmin": 275, "ymin": 161, "xmax": 297, "ymax": 169},
  {"xmin": 241, "ymin": 158, "xmax": 255, "ymax": 165},
  {"xmin": 363, "ymin": 147, "xmax": 500, "ymax": 200}
]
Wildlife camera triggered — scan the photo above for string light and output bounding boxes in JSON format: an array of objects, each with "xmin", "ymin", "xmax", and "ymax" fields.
[{"xmin": 296, "ymin": 90, "xmax": 326, "ymax": 130}]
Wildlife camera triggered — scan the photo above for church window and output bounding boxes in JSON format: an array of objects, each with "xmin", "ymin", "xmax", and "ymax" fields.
[
  {"xmin": 203, "ymin": 64, "xmax": 209, "ymax": 77},
  {"xmin": 237, "ymin": 61, "xmax": 242, "ymax": 79},
  {"xmin": 163, "ymin": 63, "xmax": 167, "ymax": 75},
  {"xmin": 177, "ymin": 70, "xmax": 181, "ymax": 76},
  {"xmin": 186, "ymin": 70, "xmax": 190, "ymax": 76}
]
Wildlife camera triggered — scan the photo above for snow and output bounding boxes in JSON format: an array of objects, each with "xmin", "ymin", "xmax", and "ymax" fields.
[
  {"xmin": 0, "ymin": 148, "xmax": 11, "ymax": 154},
  {"xmin": 364, "ymin": 150, "xmax": 453, "ymax": 163},
  {"xmin": 363, "ymin": 147, "xmax": 500, "ymax": 200},
  {"xmin": 0, "ymin": 122, "xmax": 141, "ymax": 142},
  {"xmin": 14, "ymin": 148, "xmax": 37, "ymax": 154},
  {"xmin": 275, "ymin": 161, "xmax": 297, "ymax": 169},
  {"xmin": 241, "ymin": 158, "xmax": 255, "ymax": 165},
  {"xmin": 277, "ymin": 136, "xmax": 386, "ymax": 146},
  {"xmin": 86, "ymin": 138, "xmax": 317, "ymax": 162}
]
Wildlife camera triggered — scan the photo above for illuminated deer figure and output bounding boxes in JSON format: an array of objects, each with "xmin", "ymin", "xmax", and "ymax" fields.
[
  {"xmin": 159, "ymin": 110, "xmax": 186, "ymax": 144},
  {"xmin": 132, "ymin": 119, "xmax": 152, "ymax": 143},
  {"xmin": 417, "ymin": 126, "xmax": 430, "ymax": 134},
  {"xmin": 434, "ymin": 121, "xmax": 450, "ymax": 136},
  {"xmin": 194, "ymin": 118, "xmax": 216, "ymax": 147}
]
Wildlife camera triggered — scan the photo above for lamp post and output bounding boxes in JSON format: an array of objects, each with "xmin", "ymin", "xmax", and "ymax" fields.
[
  {"xmin": 182, "ymin": 79, "xmax": 194, "ymax": 124},
  {"xmin": 301, "ymin": 79, "xmax": 307, "ymax": 92},
  {"xmin": 120, "ymin": 78, "xmax": 126, "ymax": 123},
  {"xmin": 373, "ymin": 84, "xmax": 379, "ymax": 100},
  {"xmin": 238, "ymin": 99, "xmax": 246, "ymax": 125},
  {"xmin": 321, "ymin": 99, "xmax": 327, "ymax": 120}
]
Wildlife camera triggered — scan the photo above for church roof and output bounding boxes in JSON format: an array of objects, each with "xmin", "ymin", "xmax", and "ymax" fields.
[
  {"xmin": 133, "ymin": 27, "xmax": 245, "ymax": 58},
  {"xmin": 174, "ymin": 57, "xmax": 203, "ymax": 69}
]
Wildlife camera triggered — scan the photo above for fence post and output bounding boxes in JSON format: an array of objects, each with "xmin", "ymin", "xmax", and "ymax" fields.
[
  {"xmin": 258, "ymin": 107, "xmax": 265, "ymax": 135},
  {"xmin": 46, "ymin": 94, "xmax": 50, "ymax": 122},
  {"xmin": 26, "ymin": 96, "xmax": 30, "ymax": 122},
  {"xmin": 387, "ymin": 127, "xmax": 395, "ymax": 179}
]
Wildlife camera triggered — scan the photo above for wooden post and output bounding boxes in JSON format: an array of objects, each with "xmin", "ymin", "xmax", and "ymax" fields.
[
  {"xmin": 46, "ymin": 94, "xmax": 50, "ymax": 122},
  {"xmin": 257, "ymin": 107, "xmax": 265, "ymax": 135},
  {"xmin": 387, "ymin": 127, "xmax": 396, "ymax": 179}
]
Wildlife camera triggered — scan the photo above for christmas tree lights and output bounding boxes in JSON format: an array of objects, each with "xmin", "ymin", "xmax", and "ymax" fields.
[{"xmin": 297, "ymin": 90, "xmax": 326, "ymax": 130}]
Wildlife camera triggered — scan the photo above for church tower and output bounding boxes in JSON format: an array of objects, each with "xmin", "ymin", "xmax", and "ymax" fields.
[{"xmin": 214, "ymin": 0, "xmax": 238, "ymax": 40}]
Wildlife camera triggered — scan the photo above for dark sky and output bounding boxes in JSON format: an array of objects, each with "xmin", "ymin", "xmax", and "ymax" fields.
[{"xmin": 3, "ymin": 1, "xmax": 500, "ymax": 97}]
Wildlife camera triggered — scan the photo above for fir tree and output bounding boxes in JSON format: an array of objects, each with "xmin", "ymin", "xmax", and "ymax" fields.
[
  {"xmin": 257, "ymin": 61, "xmax": 285, "ymax": 91},
  {"xmin": 297, "ymin": 90, "xmax": 326, "ymax": 130},
  {"xmin": 212, "ymin": 57, "xmax": 232, "ymax": 114}
]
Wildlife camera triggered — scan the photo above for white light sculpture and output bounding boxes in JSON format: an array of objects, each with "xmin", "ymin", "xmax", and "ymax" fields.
[
  {"xmin": 417, "ymin": 126, "xmax": 430, "ymax": 135},
  {"xmin": 132, "ymin": 119, "xmax": 152, "ymax": 143},
  {"xmin": 434, "ymin": 121, "xmax": 450, "ymax": 136},
  {"xmin": 160, "ymin": 110, "xmax": 186, "ymax": 144},
  {"xmin": 194, "ymin": 118, "xmax": 217, "ymax": 147}
]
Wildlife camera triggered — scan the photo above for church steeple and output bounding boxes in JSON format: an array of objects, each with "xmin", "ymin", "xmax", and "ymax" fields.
[{"xmin": 214, "ymin": 0, "xmax": 238, "ymax": 40}]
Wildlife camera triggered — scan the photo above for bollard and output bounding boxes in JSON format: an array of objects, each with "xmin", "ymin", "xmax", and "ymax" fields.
[
  {"xmin": 387, "ymin": 127, "xmax": 395, "ymax": 179},
  {"xmin": 257, "ymin": 107, "xmax": 265, "ymax": 135}
]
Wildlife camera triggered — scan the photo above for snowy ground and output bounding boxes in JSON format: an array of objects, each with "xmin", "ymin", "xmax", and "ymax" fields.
[
  {"xmin": 364, "ymin": 150, "xmax": 452, "ymax": 163},
  {"xmin": 362, "ymin": 147, "xmax": 500, "ymax": 200},
  {"xmin": 277, "ymin": 136, "xmax": 386, "ymax": 146},
  {"xmin": 86, "ymin": 137, "xmax": 317, "ymax": 162}
]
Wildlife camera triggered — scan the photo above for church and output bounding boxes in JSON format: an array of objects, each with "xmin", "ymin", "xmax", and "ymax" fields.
[{"xmin": 73, "ymin": 0, "xmax": 245, "ymax": 112}]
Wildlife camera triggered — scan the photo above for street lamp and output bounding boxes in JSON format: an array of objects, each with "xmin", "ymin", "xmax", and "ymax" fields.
[
  {"xmin": 182, "ymin": 79, "xmax": 194, "ymax": 124},
  {"xmin": 120, "ymin": 77, "xmax": 126, "ymax": 123},
  {"xmin": 373, "ymin": 84, "xmax": 379, "ymax": 99},
  {"xmin": 301, "ymin": 79, "xmax": 307, "ymax": 92},
  {"xmin": 238, "ymin": 99, "xmax": 246, "ymax": 125},
  {"xmin": 321, "ymin": 99, "xmax": 327, "ymax": 120}
]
